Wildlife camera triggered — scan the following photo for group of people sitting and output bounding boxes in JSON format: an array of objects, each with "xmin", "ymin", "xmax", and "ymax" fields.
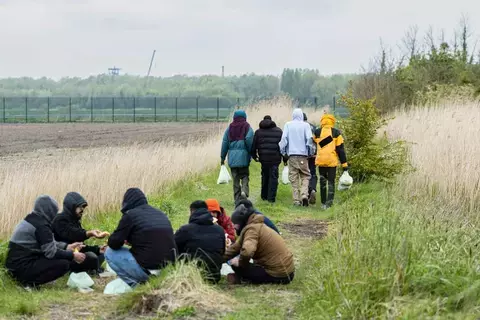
[{"xmin": 5, "ymin": 188, "xmax": 294, "ymax": 288}]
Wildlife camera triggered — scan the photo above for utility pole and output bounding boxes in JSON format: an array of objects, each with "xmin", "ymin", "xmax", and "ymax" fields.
[{"xmin": 221, "ymin": 65, "xmax": 224, "ymax": 77}]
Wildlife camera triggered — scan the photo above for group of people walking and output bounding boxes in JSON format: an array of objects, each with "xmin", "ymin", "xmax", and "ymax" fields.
[{"xmin": 222, "ymin": 108, "xmax": 348, "ymax": 209}]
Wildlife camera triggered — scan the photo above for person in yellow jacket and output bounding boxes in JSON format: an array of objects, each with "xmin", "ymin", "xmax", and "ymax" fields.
[{"xmin": 313, "ymin": 114, "xmax": 348, "ymax": 209}]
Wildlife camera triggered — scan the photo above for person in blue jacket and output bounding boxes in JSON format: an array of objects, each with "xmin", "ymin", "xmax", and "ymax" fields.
[{"xmin": 221, "ymin": 110, "xmax": 254, "ymax": 203}]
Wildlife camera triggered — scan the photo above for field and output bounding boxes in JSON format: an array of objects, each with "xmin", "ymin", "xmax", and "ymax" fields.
[{"xmin": 0, "ymin": 98, "xmax": 479, "ymax": 319}]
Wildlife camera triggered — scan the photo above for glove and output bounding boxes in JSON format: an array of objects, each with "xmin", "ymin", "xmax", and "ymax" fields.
[
  {"xmin": 221, "ymin": 160, "xmax": 225, "ymax": 166},
  {"xmin": 282, "ymin": 155, "xmax": 289, "ymax": 165}
]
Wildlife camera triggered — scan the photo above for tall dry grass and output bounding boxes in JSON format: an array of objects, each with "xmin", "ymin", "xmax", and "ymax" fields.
[
  {"xmin": 0, "ymin": 97, "xmax": 326, "ymax": 236},
  {"xmin": 386, "ymin": 100, "xmax": 480, "ymax": 216}
]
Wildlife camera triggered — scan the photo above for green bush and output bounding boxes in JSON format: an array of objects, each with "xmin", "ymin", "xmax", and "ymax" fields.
[{"xmin": 340, "ymin": 91, "xmax": 410, "ymax": 181}]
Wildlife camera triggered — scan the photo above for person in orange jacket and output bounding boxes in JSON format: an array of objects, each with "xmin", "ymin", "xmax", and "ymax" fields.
[
  {"xmin": 205, "ymin": 199, "xmax": 236, "ymax": 245},
  {"xmin": 313, "ymin": 114, "xmax": 348, "ymax": 209}
]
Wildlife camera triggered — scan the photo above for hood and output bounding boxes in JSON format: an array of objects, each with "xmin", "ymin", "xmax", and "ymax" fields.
[
  {"xmin": 231, "ymin": 204, "xmax": 255, "ymax": 233},
  {"xmin": 62, "ymin": 192, "xmax": 87, "ymax": 219},
  {"xmin": 321, "ymin": 114, "xmax": 336, "ymax": 128},
  {"xmin": 259, "ymin": 119, "xmax": 277, "ymax": 129},
  {"xmin": 233, "ymin": 110, "xmax": 247, "ymax": 120},
  {"xmin": 33, "ymin": 195, "xmax": 59, "ymax": 224},
  {"xmin": 205, "ymin": 199, "xmax": 221, "ymax": 214},
  {"xmin": 121, "ymin": 188, "xmax": 148, "ymax": 214},
  {"xmin": 292, "ymin": 108, "xmax": 303, "ymax": 121},
  {"xmin": 189, "ymin": 208, "xmax": 214, "ymax": 225}
]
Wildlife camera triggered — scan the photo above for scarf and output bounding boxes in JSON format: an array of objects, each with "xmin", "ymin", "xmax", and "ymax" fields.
[{"xmin": 228, "ymin": 117, "xmax": 250, "ymax": 142}]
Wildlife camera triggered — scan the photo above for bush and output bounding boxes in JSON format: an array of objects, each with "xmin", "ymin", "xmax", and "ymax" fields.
[{"xmin": 340, "ymin": 91, "xmax": 409, "ymax": 181}]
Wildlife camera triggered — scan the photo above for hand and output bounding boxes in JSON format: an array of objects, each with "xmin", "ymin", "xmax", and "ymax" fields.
[
  {"xmin": 100, "ymin": 245, "xmax": 108, "ymax": 254},
  {"xmin": 73, "ymin": 251, "xmax": 86, "ymax": 264},
  {"xmin": 97, "ymin": 231, "xmax": 111, "ymax": 239},
  {"xmin": 221, "ymin": 160, "xmax": 225, "ymax": 166},
  {"xmin": 343, "ymin": 166, "xmax": 349, "ymax": 172},
  {"xmin": 67, "ymin": 242, "xmax": 85, "ymax": 252},
  {"xmin": 230, "ymin": 257, "xmax": 240, "ymax": 267},
  {"xmin": 226, "ymin": 237, "xmax": 232, "ymax": 247},
  {"xmin": 253, "ymin": 157, "xmax": 259, "ymax": 162},
  {"xmin": 282, "ymin": 155, "xmax": 289, "ymax": 165},
  {"xmin": 87, "ymin": 230, "xmax": 101, "ymax": 238}
]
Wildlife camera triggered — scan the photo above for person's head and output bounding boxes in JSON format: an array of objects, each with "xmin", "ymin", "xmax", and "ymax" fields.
[
  {"xmin": 231, "ymin": 204, "xmax": 255, "ymax": 235},
  {"xmin": 233, "ymin": 110, "xmax": 247, "ymax": 121},
  {"xmin": 292, "ymin": 108, "xmax": 303, "ymax": 121},
  {"xmin": 320, "ymin": 114, "xmax": 336, "ymax": 128},
  {"xmin": 121, "ymin": 188, "xmax": 147, "ymax": 214},
  {"xmin": 263, "ymin": 115, "xmax": 272, "ymax": 120},
  {"xmin": 33, "ymin": 195, "xmax": 59, "ymax": 224},
  {"xmin": 63, "ymin": 192, "xmax": 88, "ymax": 219},
  {"xmin": 235, "ymin": 198, "xmax": 254, "ymax": 210},
  {"xmin": 189, "ymin": 200, "xmax": 208, "ymax": 215},
  {"xmin": 205, "ymin": 199, "xmax": 221, "ymax": 218}
]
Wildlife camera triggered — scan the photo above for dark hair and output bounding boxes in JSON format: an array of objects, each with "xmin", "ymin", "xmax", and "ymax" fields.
[
  {"xmin": 263, "ymin": 115, "xmax": 272, "ymax": 120},
  {"xmin": 303, "ymin": 113, "xmax": 308, "ymax": 121},
  {"xmin": 235, "ymin": 199, "xmax": 253, "ymax": 209},
  {"xmin": 190, "ymin": 200, "xmax": 208, "ymax": 210}
]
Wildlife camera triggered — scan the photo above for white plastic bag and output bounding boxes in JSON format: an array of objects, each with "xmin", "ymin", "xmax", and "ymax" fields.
[
  {"xmin": 67, "ymin": 272, "xmax": 94, "ymax": 289},
  {"xmin": 103, "ymin": 278, "xmax": 132, "ymax": 295},
  {"xmin": 217, "ymin": 165, "xmax": 232, "ymax": 184},
  {"xmin": 338, "ymin": 171, "xmax": 353, "ymax": 191},
  {"xmin": 220, "ymin": 263, "xmax": 234, "ymax": 276},
  {"xmin": 282, "ymin": 166, "xmax": 290, "ymax": 185}
]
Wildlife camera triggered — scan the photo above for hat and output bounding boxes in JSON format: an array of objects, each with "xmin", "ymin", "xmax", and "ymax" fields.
[
  {"xmin": 263, "ymin": 115, "xmax": 272, "ymax": 120},
  {"xmin": 205, "ymin": 199, "xmax": 221, "ymax": 213},
  {"xmin": 231, "ymin": 204, "xmax": 255, "ymax": 233},
  {"xmin": 233, "ymin": 110, "xmax": 247, "ymax": 120}
]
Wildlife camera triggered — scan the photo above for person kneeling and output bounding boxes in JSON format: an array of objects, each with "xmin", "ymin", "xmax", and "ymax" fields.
[
  {"xmin": 175, "ymin": 201, "xmax": 225, "ymax": 283},
  {"xmin": 224, "ymin": 204, "xmax": 295, "ymax": 285},
  {"xmin": 106, "ymin": 188, "xmax": 176, "ymax": 287},
  {"xmin": 5, "ymin": 196, "xmax": 89, "ymax": 287}
]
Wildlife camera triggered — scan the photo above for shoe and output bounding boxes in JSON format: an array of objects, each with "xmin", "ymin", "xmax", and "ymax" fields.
[
  {"xmin": 227, "ymin": 273, "xmax": 240, "ymax": 285},
  {"xmin": 240, "ymin": 192, "xmax": 247, "ymax": 199},
  {"xmin": 293, "ymin": 201, "xmax": 302, "ymax": 206},
  {"xmin": 321, "ymin": 204, "xmax": 328, "ymax": 210},
  {"xmin": 302, "ymin": 197, "xmax": 309, "ymax": 207},
  {"xmin": 309, "ymin": 190, "xmax": 316, "ymax": 205}
]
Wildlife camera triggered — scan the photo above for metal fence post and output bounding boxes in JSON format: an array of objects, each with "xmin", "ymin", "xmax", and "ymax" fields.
[
  {"xmin": 91, "ymin": 97, "xmax": 94, "ymax": 122},
  {"xmin": 314, "ymin": 97, "xmax": 318, "ymax": 110},
  {"xmin": 2, "ymin": 97, "xmax": 5, "ymax": 123},
  {"xmin": 25, "ymin": 97, "xmax": 28, "ymax": 123},
  {"xmin": 133, "ymin": 97, "xmax": 136, "ymax": 123},
  {"xmin": 47, "ymin": 97, "xmax": 50, "ymax": 123},
  {"xmin": 154, "ymin": 97, "xmax": 157, "ymax": 122},
  {"xmin": 333, "ymin": 96, "xmax": 336, "ymax": 111},
  {"xmin": 236, "ymin": 97, "xmax": 240, "ymax": 106},
  {"xmin": 69, "ymin": 97, "xmax": 72, "ymax": 122},
  {"xmin": 175, "ymin": 97, "xmax": 178, "ymax": 122},
  {"xmin": 112, "ymin": 97, "xmax": 115, "ymax": 123},
  {"xmin": 216, "ymin": 97, "xmax": 220, "ymax": 121},
  {"xmin": 196, "ymin": 97, "xmax": 199, "ymax": 122}
]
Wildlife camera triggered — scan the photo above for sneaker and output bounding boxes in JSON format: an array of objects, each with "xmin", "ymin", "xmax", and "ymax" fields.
[
  {"xmin": 302, "ymin": 197, "xmax": 309, "ymax": 207},
  {"xmin": 309, "ymin": 190, "xmax": 317, "ymax": 205},
  {"xmin": 321, "ymin": 204, "xmax": 328, "ymax": 210},
  {"xmin": 227, "ymin": 273, "xmax": 240, "ymax": 285},
  {"xmin": 293, "ymin": 201, "xmax": 302, "ymax": 206},
  {"xmin": 240, "ymin": 192, "xmax": 247, "ymax": 200}
]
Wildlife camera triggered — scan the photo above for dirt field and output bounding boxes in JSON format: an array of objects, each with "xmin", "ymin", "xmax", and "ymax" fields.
[{"xmin": 0, "ymin": 123, "xmax": 221, "ymax": 156}]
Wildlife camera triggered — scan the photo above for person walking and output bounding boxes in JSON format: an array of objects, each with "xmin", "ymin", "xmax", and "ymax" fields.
[
  {"xmin": 303, "ymin": 113, "xmax": 318, "ymax": 205},
  {"xmin": 251, "ymin": 115, "xmax": 283, "ymax": 203},
  {"xmin": 279, "ymin": 108, "xmax": 314, "ymax": 206},
  {"xmin": 221, "ymin": 110, "xmax": 254, "ymax": 203},
  {"xmin": 313, "ymin": 114, "xmax": 349, "ymax": 209}
]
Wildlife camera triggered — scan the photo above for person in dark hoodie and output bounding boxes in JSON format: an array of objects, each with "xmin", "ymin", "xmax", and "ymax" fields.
[
  {"xmin": 6, "ymin": 195, "xmax": 90, "ymax": 287},
  {"xmin": 174, "ymin": 201, "xmax": 225, "ymax": 283},
  {"xmin": 235, "ymin": 199, "xmax": 280, "ymax": 235},
  {"xmin": 303, "ymin": 113, "xmax": 318, "ymax": 205},
  {"xmin": 251, "ymin": 115, "xmax": 283, "ymax": 203},
  {"xmin": 106, "ymin": 188, "xmax": 176, "ymax": 287},
  {"xmin": 53, "ymin": 192, "xmax": 109, "ymax": 274}
]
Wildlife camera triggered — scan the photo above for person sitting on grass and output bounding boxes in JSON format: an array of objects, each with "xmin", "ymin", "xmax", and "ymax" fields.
[
  {"xmin": 5, "ymin": 195, "xmax": 91, "ymax": 288},
  {"xmin": 205, "ymin": 198, "xmax": 236, "ymax": 246},
  {"xmin": 224, "ymin": 204, "xmax": 295, "ymax": 285},
  {"xmin": 106, "ymin": 188, "xmax": 177, "ymax": 287},
  {"xmin": 53, "ymin": 192, "xmax": 109, "ymax": 275},
  {"xmin": 235, "ymin": 199, "xmax": 280, "ymax": 234},
  {"xmin": 175, "ymin": 201, "xmax": 226, "ymax": 283}
]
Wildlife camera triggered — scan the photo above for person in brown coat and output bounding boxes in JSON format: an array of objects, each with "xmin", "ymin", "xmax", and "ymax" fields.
[{"xmin": 224, "ymin": 204, "xmax": 295, "ymax": 285}]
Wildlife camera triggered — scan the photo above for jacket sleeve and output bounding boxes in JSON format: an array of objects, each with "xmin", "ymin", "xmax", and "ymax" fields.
[
  {"xmin": 35, "ymin": 224, "xmax": 73, "ymax": 260},
  {"xmin": 224, "ymin": 238, "xmax": 241, "ymax": 261},
  {"xmin": 263, "ymin": 216, "xmax": 280, "ymax": 234},
  {"xmin": 53, "ymin": 216, "xmax": 88, "ymax": 243},
  {"xmin": 220, "ymin": 129, "xmax": 229, "ymax": 162},
  {"xmin": 251, "ymin": 131, "xmax": 258, "ymax": 160},
  {"xmin": 279, "ymin": 124, "xmax": 289, "ymax": 156},
  {"xmin": 245, "ymin": 127, "xmax": 254, "ymax": 153},
  {"xmin": 239, "ymin": 227, "xmax": 259, "ymax": 266},
  {"xmin": 174, "ymin": 226, "xmax": 189, "ymax": 254},
  {"xmin": 335, "ymin": 134, "xmax": 348, "ymax": 167},
  {"xmin": 108, "ymin": 214, "xmax": 132, "ymax": 250}
]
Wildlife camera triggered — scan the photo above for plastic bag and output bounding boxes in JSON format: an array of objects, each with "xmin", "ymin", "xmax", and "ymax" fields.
[
  {"xmin": 103, "ymin": 278, "xmax": 132, "ymax": 295},
  {"xmin": 217, "ymin": 165, "xmax": 232, "ymax": 184},
  {"xmin": 282, "ymin": 166, "xmax": 290, "ymax": 185},
  {"xmin": 338, "ymin": 171, "xmax": 353, "ymax": 191},
  {"xmin": 67, "ymin": 272, "xmax": 94, "ymax": 289},
  {"xmin": 220, "ymin": 263, "xmax": 234, "ymax": 276}
]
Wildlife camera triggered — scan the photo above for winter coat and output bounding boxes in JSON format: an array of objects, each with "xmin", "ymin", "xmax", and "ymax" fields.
[
  {"xmin": 224, "ymin": 214, "xmax": 294, "ymax": 278},
  {"xmin": 279, "ymin": 109, "xmax": 314, "ymax": 157},
  {"xmin": 205, "ymin": 199, "xmax": 236, "ymax": 243},
  {"xmin": 174, "ymin": 208, "xmax": 226, "ymax": 283},
  {"xmin": 313, "ymin": 114, "xmax": 348, "ymax": 168},
  {"xmin": 52, "ymin": 192, "xmax": 99, "ymax": 255},
  {"xmin": 221, "ymin": 111, "xmax": 254, "ymax": 168},
  {"xmin": 6, "ymin": 196, "xmax": 74, "ymax": 278},
  {"xmin": 251, "ymin": 119, "xmax": 283, "ymax": 166},
  {"xmin": 108, "ymin": 188, "xmax": 176, "ymax": 270}
]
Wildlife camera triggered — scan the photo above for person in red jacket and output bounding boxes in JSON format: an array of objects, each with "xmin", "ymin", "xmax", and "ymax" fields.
[{"xmin": 205, "ymin": 199, "xmax": 236, "ymax": 245}]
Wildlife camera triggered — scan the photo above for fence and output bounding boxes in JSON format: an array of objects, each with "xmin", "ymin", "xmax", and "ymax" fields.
[{"xmin": 0, "ymin": 96, "xmax": 348, "ymax": 123}]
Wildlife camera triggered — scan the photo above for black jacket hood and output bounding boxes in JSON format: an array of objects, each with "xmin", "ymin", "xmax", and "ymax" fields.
[
  {"xmin": 62, "ymin": 192, "xmax": 87, "ymax": 220},
  {"xmin": 259, "ymin": 119, "xmax": 277, "ymax": 129},
  {"xmin": 189, "ymin": 208, "xmax": 214, "ymax": 225},
  {"xmin": 121, "ymin": 188, "xmax": 148, "ymax": 214},
  {"xmin": 33, "ymin": 195, "xmax": 59, "ymax": 224}
]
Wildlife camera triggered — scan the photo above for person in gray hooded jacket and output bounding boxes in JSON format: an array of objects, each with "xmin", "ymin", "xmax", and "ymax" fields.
[{"xmin": 5, "ymin": 196, "xmax": 91, "ymax": 287}]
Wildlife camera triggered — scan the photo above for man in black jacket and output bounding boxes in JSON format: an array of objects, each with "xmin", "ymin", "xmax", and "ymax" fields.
[
  {"xmin": 105, "ymin": 188, "xmax": 176, "ymax": 287},
  {"xmin": 6, "ymin": 195, "xmax": 89, "ymax": 287},
  {"xmin": 251, "ymin": 115, "xmax": 283, "ymax": 203},
  {"xmin": 304, "ymin": 112, "xmax": 318, "ymax": 205},
  {"xmin": 53, "ymin": 192, "xmax": 109, "ymax": 274},
  {"xmin": 175, "ymin": 201, "xmax": 225, "ymax": 283}
]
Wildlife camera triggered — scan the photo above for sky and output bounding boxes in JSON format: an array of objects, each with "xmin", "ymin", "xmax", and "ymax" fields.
[{"xmin": 0, "ymin": 0, "xmax": 479, "ymax": 78}]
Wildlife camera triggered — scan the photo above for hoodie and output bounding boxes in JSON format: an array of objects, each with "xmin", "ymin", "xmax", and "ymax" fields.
[
  {"xmin": 6, "ymin": 196, "xmax": 73, "ymax": 277},
  {"xmin": 279, "ymin": 108, "xmax": 314, "ymax": 157},
  {"xmin": 221, "ymin": 110, "xmax": 254, "ymax": 168},
  {"xmin": 251, "ymin": 118, "xmax": 283, "ymax": 165},
  {"xmin": 174, "ymin": 208, "xmax": 225, "ymax": 283},
  {"xmin": 108, "ymin": 188, "xmax": 177, "ymax": 270}
]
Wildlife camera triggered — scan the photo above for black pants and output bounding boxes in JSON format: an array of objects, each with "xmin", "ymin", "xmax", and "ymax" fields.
[
  {"xmin": 70, "ymin": 251, "xmax": 104, "ymax": 274},
  {"xmin": 231, "ymin": 167, "xmax": 250, "ymax": 203},
  {"xmin": 232, "ymin": 264, "xmax": 294, "ymax": 285},
  {"xmin": 319, "ymin": 167, "xmax": 337, "ymax": 206},
  {"xmin": 261, "ymin": 164, "xmax": 279, "ymax": 202},
  {"xmin": 308, "ymin": 158, "xmax": 317, "ymax": 195}
]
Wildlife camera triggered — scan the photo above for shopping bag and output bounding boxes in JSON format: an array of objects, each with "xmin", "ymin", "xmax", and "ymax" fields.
[
  {"xmin": 103, "ymin": 278, "xmax": 132, "ymax": 295},
  {"xmin": 282, "ymin": 166, "xmax": 290, "ymax": 185},
  {"xmin": 338, "ymin": 171, "xmax": 353, "ymax": 191},
  {"xmin": 217, "ymin": 165, "xmax": 231, "ymax": 184},
  {"xmin": 67, "ymin": 272, "xmax": 94, "ymax": 289}
]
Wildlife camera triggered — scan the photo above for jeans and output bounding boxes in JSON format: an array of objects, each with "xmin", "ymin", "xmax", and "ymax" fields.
[
  {"xmin": 308, "ymin": 158, "xmax": 317, "ymax": 196},
  {"xmin": 231, "ymin": 167, "xmax": 250, "ymax": 203},
  {"xmin": 260, "ymin": 164, "xmax": 279, "ymax": 202},
  {"xmin": 288, "ymin": 156, "xmax": 311, "ymax": 202},
  {"xmin": 319, "ymin": 167, "xmax": 337, "ymax": 206},
  {"xmin": 105, "ymin": 247, "xmax": 149, "ymax": 287}
]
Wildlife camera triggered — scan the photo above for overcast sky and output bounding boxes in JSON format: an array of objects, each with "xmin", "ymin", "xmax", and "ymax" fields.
[{"xmin": 0, "ymin": 0, "xmax": 479, "ymax": 78}]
